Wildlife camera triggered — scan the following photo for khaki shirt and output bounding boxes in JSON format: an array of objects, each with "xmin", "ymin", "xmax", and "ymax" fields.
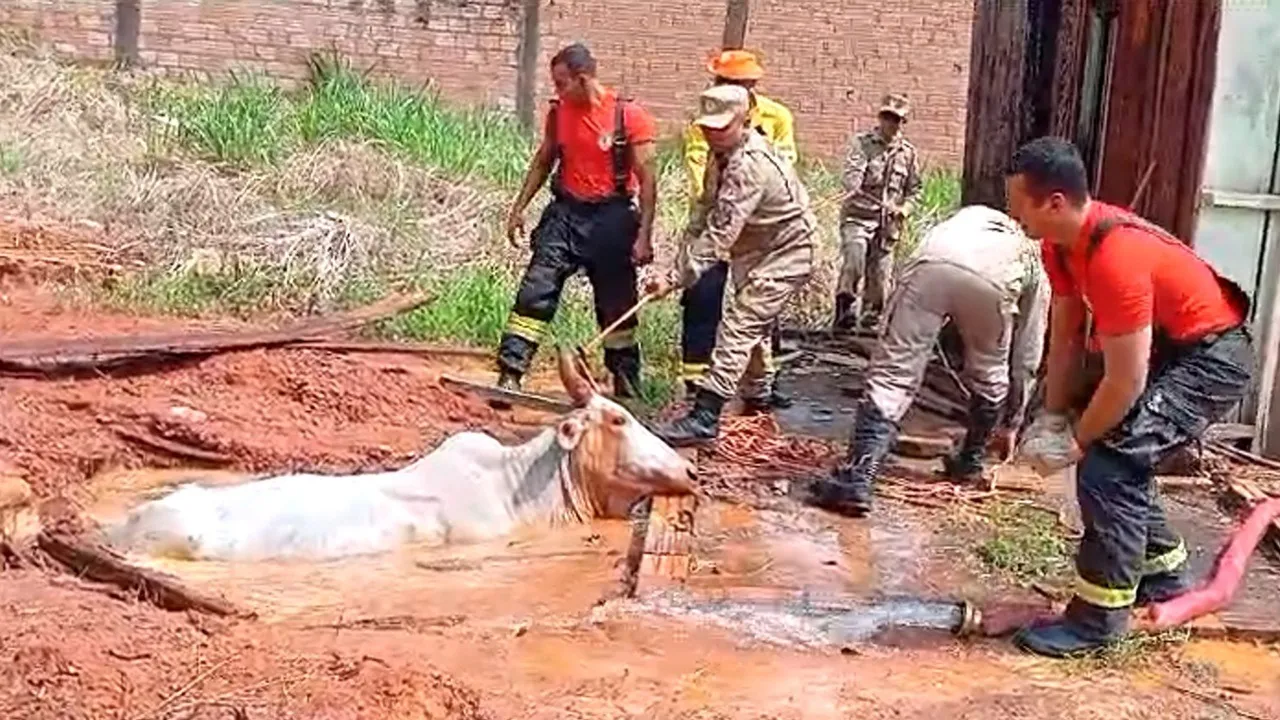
[
  {"xmin": 841, "ymin": 129, "xmax": 922, "ymax": 223},
  {"xmin": 678, "ymin": 131, "xmax": 816, "ymax": 288},
  {"xmin": 683, "ymin": 93, "xmax": 798, "ymax": 201}
]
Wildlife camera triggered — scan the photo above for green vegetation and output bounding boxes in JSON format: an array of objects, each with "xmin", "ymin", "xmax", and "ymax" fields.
[
  {"xmin": 975, "ymin": 501, "xmax": 1073, "ymax": 584},
  {"xmin": 147, "ymin": 53, "xmax": 531, "ymax": 185}
]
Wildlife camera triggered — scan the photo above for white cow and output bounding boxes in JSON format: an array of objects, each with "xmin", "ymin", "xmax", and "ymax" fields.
[{"xmin": 107, "ymin": 351, "xmax": 696, "ymax": 561}]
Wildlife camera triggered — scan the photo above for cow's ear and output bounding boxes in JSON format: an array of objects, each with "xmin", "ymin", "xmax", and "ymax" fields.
[{"xmin": 556, "ymin": 415, "xmax": 586, "ymax": 451}]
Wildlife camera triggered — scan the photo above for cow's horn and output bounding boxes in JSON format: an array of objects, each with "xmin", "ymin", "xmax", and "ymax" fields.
[{"xmin": 557, "ymin": 348, "xmax": 594, "ymax": 407}]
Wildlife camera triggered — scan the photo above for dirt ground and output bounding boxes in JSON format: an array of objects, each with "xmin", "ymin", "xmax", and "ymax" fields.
[{"xmin": 3, "ymin": 216, "xmax": 1280, "ymax": 719}]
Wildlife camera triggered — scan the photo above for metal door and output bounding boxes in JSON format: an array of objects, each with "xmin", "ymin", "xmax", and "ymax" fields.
[{"xmin": 1193, "ymin": 0, "xmax": 1280, "ymax": 455}]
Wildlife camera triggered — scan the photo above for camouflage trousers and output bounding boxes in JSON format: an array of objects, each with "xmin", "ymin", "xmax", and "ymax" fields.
[
  {"xmin": 702, "ymin": 273, "xmax": 807, "ymax": 401},
  {"xmin": 864, "ymin": 261, "xmax": 1013, "ymax": 423},
  {"xmin": 837, "ymin": 216, "xmax": 894, "ymax": 318}
]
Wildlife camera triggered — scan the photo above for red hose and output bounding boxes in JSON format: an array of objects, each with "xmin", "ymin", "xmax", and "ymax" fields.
[{"xmin": 1147, "ymin": 497, "xmax": 1280, "ymax": 630}]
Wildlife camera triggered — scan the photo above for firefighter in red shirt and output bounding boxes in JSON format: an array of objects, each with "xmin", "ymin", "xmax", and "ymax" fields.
[
  {"xmin": 1006, "ymin": 137, "xmax": 1255, "ymax": 657},
  {"xmin": 498, "ymin": 43, "xmax": 659, "ymax": 398}
]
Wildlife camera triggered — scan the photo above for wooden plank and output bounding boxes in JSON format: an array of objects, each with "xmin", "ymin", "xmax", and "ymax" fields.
[
  {"xmin": 0, "ymin": 292, "xmax": 432, "ymax": 376},
  {"xmin": 1048, "ymin": 0, "xmax": 1090, "ymax": 138},
  {"xmin": 635, "ymin": 494, "xmax": 698, "ymax": 592},
  {"xmin": 439, "ymin": 374, "xmax": 574, "ymax": 414},
  {"xmin": 38, "ymin": 531, "xmax": 251, "ymax": 618}
]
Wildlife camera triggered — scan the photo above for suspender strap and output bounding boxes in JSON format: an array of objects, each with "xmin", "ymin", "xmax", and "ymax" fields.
[
  {"xmin": 612, "ymin": 97, "xmax": 631, "ymax": 197},
  {"xmin": 547, "ymin": 96, "xmax": 632, "ymax": 201},
  {"xmin": 548, "ymin": 98, "xmax": 563, "ymax": 196}
]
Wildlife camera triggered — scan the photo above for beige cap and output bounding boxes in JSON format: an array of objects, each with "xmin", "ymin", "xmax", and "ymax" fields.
[
  {"xmin": 695, "ymin": 85, "xmax": 750, "ymax": 130},
  {"xmin": 879, "ymin": 93, "xmax": 911, "ymax": 119}
]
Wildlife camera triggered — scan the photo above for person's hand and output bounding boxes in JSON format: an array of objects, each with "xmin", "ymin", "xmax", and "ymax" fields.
[
  {"xmin": 1018, "ymin": 416, "xmax": 1082, "ymax": 477},
  {"xmin": 632, "ymin": 235, "xmax": 654, "ymax": 266},
  {"xmin": 505, "ymin": 208, "xmax": 526, "ymax": 249},
  {"xmin": 644, "ymin": 276, "xmax": 673, "ymax": 299}
]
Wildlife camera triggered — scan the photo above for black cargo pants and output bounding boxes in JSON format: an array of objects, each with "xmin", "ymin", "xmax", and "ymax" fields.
[
  {"xmin": 498, "ymin": 195, "xmax": 641, "ymax": 384},
  {"xmin": 1072, "ymin": 327, "xmax": 1253, "ymax": 612},
  {"xmin": 679, "ymin": 261, "xmax": 783, "ymax": 390}
]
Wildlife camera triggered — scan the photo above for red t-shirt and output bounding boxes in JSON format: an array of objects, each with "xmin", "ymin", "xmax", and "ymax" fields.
[
  {"xmin": 544, "ymin": 89, "xmax": 656, "ymax": 201},
  {"xmin": 1040, "ymin": 201, "xmax": 1244, "ymax": 342}
]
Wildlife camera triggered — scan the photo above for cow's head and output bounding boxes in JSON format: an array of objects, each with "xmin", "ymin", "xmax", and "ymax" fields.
[{"xmin": 553, "ymin": 350, "xmax": 697, "ymax": 517}]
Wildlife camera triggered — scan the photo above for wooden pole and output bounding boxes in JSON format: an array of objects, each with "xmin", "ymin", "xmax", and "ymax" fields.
[
  {"xmin": 113, "ymin": 0, "xmax": 140, "ymax": 68},
  {"xmin": 515, "ymin": 0, "xmax": 541, "ymax": 131},
  {"xmin": 961, "ymin": 0, "xmax": 1031, "ymax": 209},
  {"xmin": 722, "ymin": 0, "xmax": 749, "ymax": 50}
]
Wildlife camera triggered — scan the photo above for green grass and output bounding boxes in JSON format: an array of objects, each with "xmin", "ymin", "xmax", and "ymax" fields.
[
  {"xmin": 377, "ymin": 264, "xmax": 680, "ymax": 408},
  {"xmin": 975, "ymin": 502, "xmax": 1073, "ymax": 584},
  {"xmin": 146, "ymin": 52, "xmax": 531, "ymax": 185},
  {"xmin": 0, "ymin": 143, "xmax": 22, "ymax": 174},
  {"xmin": 147, "ymin": 74, "xmax": 293, "ymax": 168}
]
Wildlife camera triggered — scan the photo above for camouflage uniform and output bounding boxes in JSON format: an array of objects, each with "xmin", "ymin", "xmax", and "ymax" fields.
[
  {"xmin": 681, "ymin": 130, "xmax": 816, "ymax": 400},
  {"xmin": 837, "ymin": 94, "xmax": 922, "ymax": 329},
  {"xmin": 657, "ymin": 85, "xmax": 816, "ymax": 447}
]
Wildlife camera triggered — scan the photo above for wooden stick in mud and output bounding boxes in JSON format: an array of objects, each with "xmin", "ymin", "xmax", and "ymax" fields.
[
  {"xmin": 36, "ymin": 530, "xmax": 252, "ymax": 618},
  {"xmin": 0, "ymin": 291, "xmax": 433, "ymax": 376},
  {"xmin": 113, "ymin": 426, "xmax": 234, "ymax": 466}
]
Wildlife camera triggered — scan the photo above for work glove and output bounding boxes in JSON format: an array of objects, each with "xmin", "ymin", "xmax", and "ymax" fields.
[{"xmin": 1016, "ymin": 412, "xmax": 1080, "ymax": 477}]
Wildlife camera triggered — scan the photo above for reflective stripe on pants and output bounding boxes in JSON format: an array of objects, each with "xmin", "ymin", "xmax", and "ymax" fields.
[{"xmin": 1072, "ymin": 328, "xmax": 1253, "ymax": 611}]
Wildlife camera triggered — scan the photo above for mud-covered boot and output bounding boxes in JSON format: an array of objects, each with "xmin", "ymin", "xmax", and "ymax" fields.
[
  {"xmin": 834, "ymin": 293, "xmax": 857, "ymax": 331},
  {"xmin": 656, "ymin": 388, "xmax": 727, "ymax": 448},
  {"xmin": 809, "ymin": 400, "xmax": 898, "ymax": 517},
  {"xmin": 1135, "ymin": 568, "xmax": 1191, "ymax": 607},
  {"xmin": 1014, "ymin": 597, "xmax": 1129, "ymax": 658},
  {"xmin": 943, "ymin": 395, "xmax": 1001, "ymax": 485},
  {"xmin": 742, "ymin": 386, "xmax": 795, "ymax": 414}
]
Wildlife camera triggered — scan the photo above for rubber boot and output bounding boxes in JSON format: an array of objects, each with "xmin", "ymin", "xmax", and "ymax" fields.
[
  {"xmin": 742, "ymin": 386, "xmax": 795, "ymax": 414},
  {"xmin": 1135, "ymin": 569, "xmax": 1191, "ymax": 607},
  {"xmin": 943, "ymin": 395, "xmax": 1001, "ymax": 484},
  {"xmin": 809, "ymin": 400, "xmax": 898, "ymax": 517},
  {"xmin": 656, "ymin": 388, "xmax": 726, "ymax": 448},
  {"xmin": 834, "ymin": 293, "xmax": 857, "ymax": 331},
  {"xmin": 1013, "ymin": 597, "xmax": 1128, "ymax": 658}
]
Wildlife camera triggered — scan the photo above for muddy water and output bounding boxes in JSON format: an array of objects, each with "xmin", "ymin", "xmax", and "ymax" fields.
[{"xmin": 628, "ymin": 589, "xmax": 966, "ymax": 647}]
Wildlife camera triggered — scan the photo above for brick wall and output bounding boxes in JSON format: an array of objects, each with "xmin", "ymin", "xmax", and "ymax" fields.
[
  {"xmin": 1, "ymin": 0, "xmax": 974, "ymax": 166},
  {"xmin": 0, "ymin": 0, "xmax": 114, "ymax": 62}
]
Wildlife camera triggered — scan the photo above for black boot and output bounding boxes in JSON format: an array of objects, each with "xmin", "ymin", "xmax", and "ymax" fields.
[
  {"xmin": 1014, "ymin": 597, "xmax": 1128, "ymax": 658},
  {"xmin": 613, "ymin": 370, "xmax": 641, "ymax": 399},
  {"xmin": 742, "ymin": 386, "xmax": 795, "ymax": 414},
  {"xmin": 1135, "ymin": 570, "xmax": 1191, "ymax": 607},
  {"xmin": 656, "ymin": 388, "xmax": 727, "ymax": 447},
  {"xmin": 809, "ymin": 400, "xmax": 898, "ymax": 517},
  {"xmin": 834, "ymin": 293, "xmax": 857, "ymax": 331},
  {"xmin": 943, "ymin": 395, "xmax": 1001, "ymax": 483}
]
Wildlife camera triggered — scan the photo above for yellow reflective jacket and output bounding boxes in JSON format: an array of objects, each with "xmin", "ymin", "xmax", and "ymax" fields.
[{"xmin": 683, "ymin": 92, "xmax": 797, "ymax": 201}]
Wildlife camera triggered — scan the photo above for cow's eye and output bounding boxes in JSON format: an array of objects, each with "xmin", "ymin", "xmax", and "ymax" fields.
[{"xmin": 610, "ymin": 414, "xmax": 626, "ymax": 427}]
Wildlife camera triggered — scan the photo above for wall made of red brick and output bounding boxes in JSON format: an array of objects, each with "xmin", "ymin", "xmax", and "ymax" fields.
[
  {"xmin": 0, "ymin": 0, "xmax": 114, "ymax": 62},
  {"xmin": 1, "ymin": 0, "xmax": 974, "ymax": 166}
]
